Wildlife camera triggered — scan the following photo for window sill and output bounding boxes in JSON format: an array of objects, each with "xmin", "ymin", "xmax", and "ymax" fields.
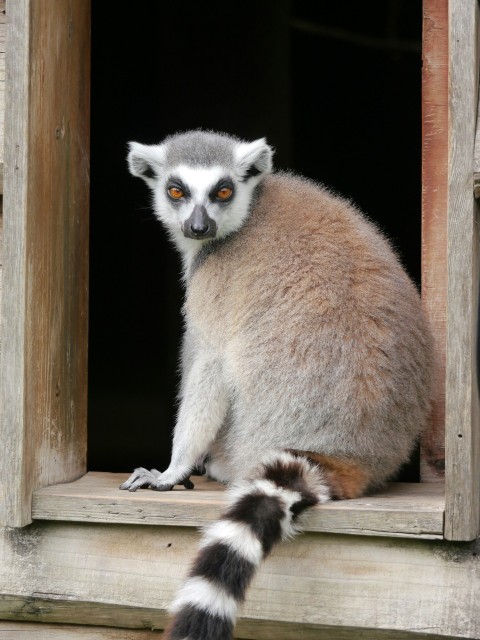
[{"xmin": 32, "ymin": 472, "xmax": 445, "ymax": 539}]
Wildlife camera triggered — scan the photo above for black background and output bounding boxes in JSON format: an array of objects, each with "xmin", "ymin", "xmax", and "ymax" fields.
[{"xmin": 88, "ymin": 0, "xmax": 422, "ymax": 479}]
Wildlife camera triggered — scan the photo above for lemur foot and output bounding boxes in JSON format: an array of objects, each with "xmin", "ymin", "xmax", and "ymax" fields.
[{"xmin": 119, "ymin": 467, "xmax": 195, "ymax": 492}]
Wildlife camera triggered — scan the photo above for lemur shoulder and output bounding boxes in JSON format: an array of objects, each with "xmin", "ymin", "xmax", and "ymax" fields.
[{"xmin": 122, "ymin": 130, "xmax": 434, "ymax": 640}]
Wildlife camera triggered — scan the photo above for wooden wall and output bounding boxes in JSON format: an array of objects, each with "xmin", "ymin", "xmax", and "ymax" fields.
[{"xmin": 0, "ymin": 522, "xmax": 479, "ymax": 639}]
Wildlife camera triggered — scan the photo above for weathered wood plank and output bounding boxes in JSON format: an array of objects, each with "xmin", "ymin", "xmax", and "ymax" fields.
[
  {"xmin": 474, "ymin": 93, "xmax": 480, "ymax": 198},
  {"xmin": 0, "ymin": 618, "xmax": 471, "ymax": 640},
  {"xmin": 0, "ymin": 622, "xmax": 163, "ymax": 639},
  {"xmin": 32, "ymin": 472, "xmax": 445, "ymax": 539},
  {"xmin": 0, "ymin": 0, "xmax": 3, "ymax": 412},
  {"xmin": 473, "ymin": 41, "xmax": 480, "ymax": 199},
  {"xmin": 0, "ymin": 0, "xmax": 5, "ymax": 193},
  {"xmin": 0, "ymin": 522, "xmax": 479, "ymax": 638},
  {"xmin": 0, "ymin": 208, "xmax": 3, "ymax": 365},
  {"xmin": 444, "ymin": 0, "xmax": 480, "ymax": 541},
  {"xmin": 0, "ymin": 0, "xmax": 31, "ymax": 528},
  {"xmin": 0, "ymin": 0, "xmax": 90, "ymax": 527},
  {"xmin": 0, "ymin": 597, "xmax": 170, "ymax": 635},
  {"xmin": 420, "ymin": 0, "xmax": 448, "ymax": 482}
]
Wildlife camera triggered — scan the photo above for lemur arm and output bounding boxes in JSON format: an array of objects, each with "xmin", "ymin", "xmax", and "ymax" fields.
[{"xmin": 120, "ymin": 354, "xmax": 228, "ymax": 491}]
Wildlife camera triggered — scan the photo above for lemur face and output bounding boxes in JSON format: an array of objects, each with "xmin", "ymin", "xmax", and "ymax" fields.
[
  {"xmin": 157, "ymin": 164, "xmax": 242, "ymax": 241},
  {"xmin": 127, "ymin": 131, "xmax": 273, "ymax": 249}
]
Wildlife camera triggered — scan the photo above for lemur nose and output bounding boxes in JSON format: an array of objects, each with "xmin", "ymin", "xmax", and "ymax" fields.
[
  {"xmin": 189, "ymin": 204, "xmax": 210, "ymax": 237},
  {"xmin": 190, "ymin": 222, "xmax": 210, "ymax": 236},
  {"xmin": 185, "ymin": 204, "xmax": 217, "ymax": 239}
]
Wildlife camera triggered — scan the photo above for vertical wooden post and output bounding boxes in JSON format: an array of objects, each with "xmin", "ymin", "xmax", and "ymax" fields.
[
  {"xmin": 0, "ymin": 0, "xmax": 90, "ymax": 527},
  {"xmin": 421, "ymin": 0, "xmax": 448, "ymax": 482},
  {"xmin": 0, "ymin": 2, "xmax": 4, "ymax": 365},
  {"xmin": 444, "ymin": 0, "xmax": 480, "ymax": 541}
]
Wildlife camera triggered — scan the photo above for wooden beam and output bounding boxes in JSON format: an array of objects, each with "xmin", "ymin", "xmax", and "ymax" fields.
[
  {"xmin": 444, "ymin": 0, "xmax": 480, "ymax": 541},
  {"xmin": 474, "ymin": 64, "xmax": 480, "ymax": 198},
  {"xmin": 0, "ymin": 0, "xmax": 90, "ymax": 527},
  {"xmin": 0, "ymin": 522, "xmax": 479, "ymax": 638},
  {"xmin": 0, "ymin": 618, "xmax": 471, "ymax": 640},
  {"xmin": 32, "ymin": 473, "xmax": 445, "ymax": 539},
  {"xmin": 0, "ymin": 0, "xmax": 5, "ymax": 194},
  {"xmin": 0, "ymin": 622, "xmax": 163, "ymax": 639},
  {"xmin": 0, "ymin": 205, "xmax": 3, "ymax": 366},
  {"xmin": 421, "ymin": 0, "xmax": 448, "ymax": 482},
  {"xmin": 474, "ymin": 100, "xmax": 480, "ymax": 199}
]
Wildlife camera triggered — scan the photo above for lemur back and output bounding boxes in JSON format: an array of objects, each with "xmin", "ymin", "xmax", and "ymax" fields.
[
  {"xmin": 122, "ymin": 131, "xmax": 434, "ymax": 640},
  {"xmin": 186, "ymin": 173, "xmax": 431, "ymax": 489}
]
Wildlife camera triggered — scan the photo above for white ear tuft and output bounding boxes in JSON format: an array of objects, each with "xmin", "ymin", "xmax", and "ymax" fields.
[
  {"xmin": 234, "ymin": 138, "xmax": 273, "ymax": 180},
  {"xmin": 127, "ymin": 142, "xmax": 166, "ymax": 185}
]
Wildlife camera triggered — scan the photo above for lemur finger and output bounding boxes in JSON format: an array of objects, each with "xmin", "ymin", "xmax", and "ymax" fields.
[
  {"xmin": 127, "ymin": 478, "xmax": 154, "ymax": 492},
  {"xmin": 119, "ymin": 467, "xmax": 151, "ymax": 490}
]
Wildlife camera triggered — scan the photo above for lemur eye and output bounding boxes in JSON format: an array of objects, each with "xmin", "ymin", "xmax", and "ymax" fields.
[
  {"xmin": 217, "ymin": 187, "xmax": 233, "ymax": 200},
  {"xmin": 168, "ymin": 187, "xmax": 184, "ymax": 200}
]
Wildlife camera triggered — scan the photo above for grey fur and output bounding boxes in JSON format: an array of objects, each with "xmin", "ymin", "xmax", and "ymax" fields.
[{"xmin": 163, "ymin": 130, "xmax": 240, "ymax": 169}]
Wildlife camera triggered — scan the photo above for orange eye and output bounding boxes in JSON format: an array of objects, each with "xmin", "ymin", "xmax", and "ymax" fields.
[
  {"xmin": 168, "ymin": 187, "xmax": 184, "ymax": 200},
  {"xmin": 217, "ymin": 187, "xmax": 233, "ymax": 200}
]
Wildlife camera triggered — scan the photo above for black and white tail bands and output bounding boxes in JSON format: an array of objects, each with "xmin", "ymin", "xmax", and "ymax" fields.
[{"xmin": 164, "ymin": 451, "xmax": 330, "ymax": 640}]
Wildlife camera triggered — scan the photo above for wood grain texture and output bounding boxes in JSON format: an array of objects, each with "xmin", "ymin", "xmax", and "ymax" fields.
[
  {"xmin": 0, "ymin": 620, "xmax": 470, "ymax": 640},
  {"xmin": 474, "ymin": 55, "xmax": 480, "ymax": 198},
  {"xmin": 0, "ymin": 0, "xmax": 90, "ymax": 527},
  {"xmin": 0, "ymin": 522, "xmax": 479, "ymax": 638},
  {"xmin": 0, "ymin": 0, "xmax": 5, "ymax": 192},
  {"xmin": 0, "ymin": 622, "xmax": 163, "ymax": 639},
  {"xmin": 421, "ymin": 0, "xmax": 448, "ymax": 482},
  {"xmin": 31, "ymin": 472, "xmax": 445, "ymax": 539},
  {"xmin": 0, "ymin": 208, "xmax": 3, "ymax": 366},
  {"xmin": 474, "ymin": 101, "xmax": 480, "ymax": 198},
  {"xmin": 0, "ymin": 0, "xmax": 31, "ymax": 528},
  {"xmin": 444, "ymin": 0, "xmax": 480, "ymax": 541},
  {"xmin": 0, "ymin": 0, "xmax": 5, "ymax": 429}
]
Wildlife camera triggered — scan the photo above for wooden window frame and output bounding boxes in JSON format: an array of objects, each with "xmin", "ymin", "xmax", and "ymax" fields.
[
  {"xmin": 0, "ymin": 0, "xmax": 478, "ymax": 542},
  {"xmin": 423, "ymin": 0, "xmax": 480, "ymax": 541},
  {"xmin": 0, "ymin": 0, "xmax": 90, "ymax": 527}
]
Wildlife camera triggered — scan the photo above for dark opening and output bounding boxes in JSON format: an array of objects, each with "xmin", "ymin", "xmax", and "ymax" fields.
[{"xmin": 88, "ymin": 0, "xmax": 422, "ymax": 479}]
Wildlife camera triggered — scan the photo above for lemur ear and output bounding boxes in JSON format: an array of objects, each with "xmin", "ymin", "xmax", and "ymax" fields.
[
  {"xmin": 234, "ymin": 138, "xmax": 273, "ymax": 181},
  {"xmin": 127, "ymin": 142, "xmax": 166, "ymax": 186}
]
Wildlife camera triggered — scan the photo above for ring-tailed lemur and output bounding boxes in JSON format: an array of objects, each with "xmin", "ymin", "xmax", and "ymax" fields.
[{"xmin": 122, "ymin": 130, "xmax": 434, "ymax": 640}]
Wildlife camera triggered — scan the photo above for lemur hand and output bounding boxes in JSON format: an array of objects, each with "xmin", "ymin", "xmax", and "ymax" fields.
[{"xmin": 119, "ymin": 467, "xmax": 195, "ymax": 492}]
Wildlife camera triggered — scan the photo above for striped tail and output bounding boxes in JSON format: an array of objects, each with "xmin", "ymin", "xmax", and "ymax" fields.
[{"xmin": 163, "ymin": 451, "xmax": 331, "ymax": 640}]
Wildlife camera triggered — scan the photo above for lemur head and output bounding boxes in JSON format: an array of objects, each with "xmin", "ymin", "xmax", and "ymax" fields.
[{"xmin": 127, "ymin": 130, "xmax": 273, "ymax": 263}]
